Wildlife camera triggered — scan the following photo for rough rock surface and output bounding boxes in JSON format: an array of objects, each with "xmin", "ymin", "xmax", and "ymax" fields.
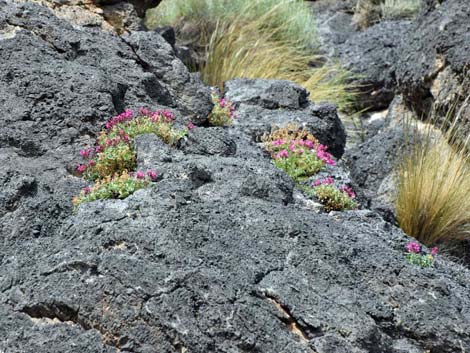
[
  {"xmin": 16, "ymin": 0, "xmax": 162, "ymax": 32},
  {"xmin": 2, "ymin": 2, "xmax": 470, "ymax": 353},
  {"xmin": 224, "ymin": 79, "xmax": 347, "ymax": 158},
  {"xmin": 396, "ymin": 0, "xmax": 470, "ymax": 136}
]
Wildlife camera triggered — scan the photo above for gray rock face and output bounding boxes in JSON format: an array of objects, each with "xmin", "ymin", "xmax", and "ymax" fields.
[
  {"xmin": 396, "ymin": 0, "xmax": 470, "ymax": 134},
  {"xmin": 336, "ymin": 20, "xmax": 412, "ymax": 110},
  {"xmin": 2, "ymin": 2, "xmax": 470, "ymax": 353},
  {"xmin": 224, "ymin": 79, "xmax": 347, "ymax": 158}
]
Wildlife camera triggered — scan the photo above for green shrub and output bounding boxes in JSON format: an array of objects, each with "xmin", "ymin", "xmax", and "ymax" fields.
[
  {"xmin": 208, "ymin": 91, "xmax": 236, "ymax": 126},
  {"xmin": 77, "ymin": 109, "xmax": 187, "ymax": 181},
  {"xmin": 73, "ymin": 171, "xmax": 157, "ymax": 208},
  {"xmin": 306, "ymin": 177, "xmax": 357, "ymax": 212}
]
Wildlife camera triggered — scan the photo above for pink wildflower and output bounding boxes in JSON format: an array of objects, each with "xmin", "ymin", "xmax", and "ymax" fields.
[
  {"xmin": 430, "ymin": 247, "xmax": 439, "ymax": 256},
  {"xmin": 187, "ymin": 122, "xmax": 195, "ymax": 131},
  {"xmin": 219, "ymin": 98, "xmax": 226, "ymax": 108},
  {"xmin": 323, "ymin": 176, "xmax": 334, "ymax": 185},
  {"xmin": 304, "ymin": 140, "xmax": 315, "ymax": 149},
  {"xmin": 406, "ymin": 242, "xmax": 421, "ymax": 254},
  {"xmin": 276, "ymin": 149, "xmax": 289, "ymax": 159},
  {"xmin": 272, "ymin": 139, "xmax": 285, "ymax": 146},
  {"xmin": 83, "ymin": 186, "xmax": 91, "ymax": 195},
  {"xmin": 76, "ymin": 164, "xmax": 87, "ymax": 174},
  {"xmin": 95, "ymin": 145, "xmax": 103, "ymax": 153},
  {"xmin": 312, "ymin": 179, "xmax": 322, "ymax": 187},
  {"xmin": 139, "ymin": 107, "xmax": 151, "ymax": 117},
  {"xmin": 136, "ymin": 171, "xmax": 146, "ymax": 180},
  {"xmin": 88, "ymin": 160, "xmax": 96, "ymax": 167},
  {"xmin": 339, "ymin": 185, "xmax": 356, "ymax": 198},
  {"xmin": 147, "ymin": 170, "xmax": 158, "ymax": 181},
  {"xmin": 80, "ymin": 149, "xmax": 90, "ymax": 158}
]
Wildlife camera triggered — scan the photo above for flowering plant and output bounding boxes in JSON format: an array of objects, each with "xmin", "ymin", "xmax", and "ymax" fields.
[
  {"xmin": 208, "ymin": 91, "xmax": 236, "ymax": 126},
  {"xmin": 269, "ymin": 139, "xmax": 336, "ymax": 181},
  {"xmin": 405, "ymin": 242, "xmax": 438, "ymax": 268},
  {"xmin": 76, "ymin": 109, "xmax": 187, "ymax": 181},
  {"xmin": 307, "ymin": 177, "xmax": 357, "ymax": 212},
  {"xmin": 72, "ymin": 170, "xmax": 158, "ymax": 208}
]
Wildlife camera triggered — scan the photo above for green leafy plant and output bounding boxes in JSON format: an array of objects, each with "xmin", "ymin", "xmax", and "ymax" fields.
[
  {"xmin": 73, "ymin": 170, "xmax": 157, "ymax": 208},
  {"xmin": 77, "ymin": 108, "xmax": 187, "ymax": 181},
  {"xmin": 262, "ymin": 124, "xmax": 335, "ymax": 181},
  {"xmin": 405, "ymin": 242, "xmax": 438, "ymax": 268},
  {"xmin": 307, "ymin": 177, "xmax": 357, "ymax": 212},
  {"xmin": 208, "ymin": 91, "xmax": 236, "ymax": 126}
]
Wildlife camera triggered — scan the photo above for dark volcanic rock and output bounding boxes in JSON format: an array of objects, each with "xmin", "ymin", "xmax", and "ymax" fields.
[
  {"xmin": 396, "ymin": 0, "xmax": 470, "ymax": 132},
  {"xmin": 224, "ymin": 79, "xmax": 347, "ymax": 158},
  {"xmin": 337, "ymin": 20, "xmax": 412, "ymax": 110},
  {"xmin": 1, "ymin": 2, "xmax": 470, "ymax": 353}
]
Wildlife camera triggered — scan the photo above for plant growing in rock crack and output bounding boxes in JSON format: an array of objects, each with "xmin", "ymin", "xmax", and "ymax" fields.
[
  {"xmin": 262, "ymin": 124, "xmax": 336, "ymax": 181},
  {"xmin": 77, "ymin": 108, "xmax": 187, "ymax": 181},
  {"xmin": 74, "ymin": 108, "xmax": 187, "ymax": 207},
  {"xmin": 405, "ymin": 241, "xmax": 438, "ymax": 268},
  {"xmin": 305, "ymin": 177, "xmax": 358, "ymax": 212},
  {"xmin": 73, "ymin": 170, "xmax": 158, "ymax": 208},
  {"xmin": 208, "ymin": 91, "xmax": 236, "ymax": 126}
]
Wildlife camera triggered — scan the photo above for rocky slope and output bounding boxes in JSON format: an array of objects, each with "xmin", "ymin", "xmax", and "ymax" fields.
[{"xmin": 1, "ymin": 1, "xmax": 470, "ymax": 353}]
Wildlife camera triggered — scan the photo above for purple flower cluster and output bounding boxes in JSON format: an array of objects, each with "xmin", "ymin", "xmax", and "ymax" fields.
[
  {"xmin": 218, "ymin": 97, "xmax": 236, "ymax": 118},
  {"xmin": 339, "ymin": 185, "xmax": 356, "ymax": 199},
  {"xmin": 406, "ymin": 242, "xmax": 438, "ymax": 256},
  {"xmin": 132, "ymin": 169, "xmax": 158, "ymax": 181},
  {"xmin": 104, "ymin": 108, "xmax": 176, "ymax": 131},
  {"xmin": 105, "ymin": 109, "xmax": 134, "ymax": 130},
  {"xmin": 312, "ymin": 176, "xmax": 334, "ymax": 187},
  {"xmin": 272, "ymin": 139, "xmax": 335, "ymax": 166}
]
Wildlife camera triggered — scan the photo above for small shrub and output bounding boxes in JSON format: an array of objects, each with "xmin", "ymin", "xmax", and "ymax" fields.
[
  {"xmin": 405, "ymin": 241, "xmax": 438, "ymax": 268},
  {"xmin": 72, "ymin": 170, "xmax": 158, "ymax": 208},
  {"xmin": 77, "ymin": 109, "xmax": 187, "ymax": 181},
  {"xmin": 306, "ymin": 177, "xmax": 357, "ymax": 212},
  {"xmin": 208, "ymin": 91, "xmax": 236, "ymax": 126},
  {"xmin": 270, "ymin": 140, "xmax": 336, "ymax": 181}
]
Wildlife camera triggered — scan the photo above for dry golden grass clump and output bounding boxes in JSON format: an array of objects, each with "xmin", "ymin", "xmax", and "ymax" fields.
[
  {"xmin": 147, "ymin": 0, "xmax": 357, "ymax": 111},
  {"xmin": 396, "ymin": 104, "xmax": 470, "ymax": 246}
]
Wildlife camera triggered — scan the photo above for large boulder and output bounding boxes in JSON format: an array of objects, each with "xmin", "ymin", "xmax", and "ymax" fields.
[
  {"xmin": 0, "ymin": 0, "xmax": 211, "ymax": 240},
  {"xmin": 1, "ymin": 2, "xmax": 470, "ymax": 353},
  {"xmin": 224, "ymin": 79, "xmax": 347, "ymax": 158}
]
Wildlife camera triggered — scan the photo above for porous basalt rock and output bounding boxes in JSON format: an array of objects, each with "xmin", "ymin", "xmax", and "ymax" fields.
[
  {"xmin": 224, "ymin": 79, "xmax": 347, "ymax": 158},
  {"xmin": 1, "ymin": 2, "xmax": 470, "ymax": 353},
  {"xmin": 16, "ymin": 0, "xmax": 162, "ymax": 33}
]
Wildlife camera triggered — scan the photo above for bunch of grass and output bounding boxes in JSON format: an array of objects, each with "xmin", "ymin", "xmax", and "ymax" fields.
[
  {"xmin": 146, "ymin": 0, "xmax": 357, "ymax": 111},
  {"xmin": 396, "ymin": 102, "xmax": 470, "ymax": 245}
]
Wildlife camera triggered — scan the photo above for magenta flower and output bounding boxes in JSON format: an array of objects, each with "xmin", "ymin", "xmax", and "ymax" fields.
[
  {"xmin": 430, "ymin": 247, "xmax": 439, "ymax": 256},
  {"xmin": 272, "ymin": 139, "xmax": 285, "ymax": 146},
  {"xmin": 83, "ymin": 186, "xmax": 92, "ymax": 195},
  {"xmin": 406, "ymin": 242, "xmax": 421, "ymax": 254},
  {"xmin": 136, "ymin": 171, "xmax": 146, "ymax": 179},
  {"xmin": 276, "ymin": 149, "xmax": 289, "ymax": 159},
  {"xmin": 76, "ymin": 164, "xmax": 87, "ymax": 174},
  {"xmin": 339, "ymin": 185, "xmax": 356, "ymax": 198},
  {"xmin": 95, "ymin": 145, "xmax": 103, "ymax": 153},
  {"xmin": 80, "ymin": 149, "xmax": 90, "ymax": 158},
  {"xmin": 187, "ymin": 122, "xmax": 195, "ymax": 131},
  {"xmin": 147, "ymin": 170, "xmax": 158, "ymax": 181},
  {"xmin": 88, "ymin": 160, "xmax": 96, "ymax": 167},
  {"xmin": 219, "ymin": 98, "xmax": 226, "ymax": 108},
  {"xmin": 312, "ymin": 179, "xmax": 322, "ymax": 187},
  {"xmin": 304, "ymin": 140, "xmax": 315, "ymax": 149},
  {"xmin": 139, "ymin": 107, "xmax": 151, "ymax": 117}
]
